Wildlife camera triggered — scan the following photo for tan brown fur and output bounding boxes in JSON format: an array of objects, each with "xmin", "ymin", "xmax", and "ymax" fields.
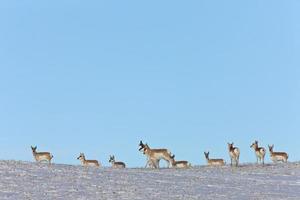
[
  {"xmin": 77, "ymin": 153, "xmax": 100, "ymax": 167},
  {"xmin": 139, "ymin": 141, "xmax": 173, "ymax": 168},
  {"xmin": 170, "ymin": 155, "xmax": 191, "ymax": 168},
  {"xmin": 228, "ymin": 143, "xmax": 240, "ymax": 167},
  {"xmin": 145, "ymin": 156, "xmax": 158, "ymax": 169},
  {"xmin": 31, "ymin": 146, "xmax": 53, "ymax": 164},
  {"xmin": 109, "ymin": 155, "xmax": 126, "ymax": 168},
  {"xmin": 268, "ymin": 145, "xmax": 288, "ymax": 163},
  {"xmin": 204, "ymin": 152, "xmax": 225, "ymax": 166},
  {"xmin": 250, "ymin": 140, "xmax": 266, "ymax": 165}
]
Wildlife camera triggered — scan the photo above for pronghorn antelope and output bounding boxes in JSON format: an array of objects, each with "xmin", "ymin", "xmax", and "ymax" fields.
[
  {"xmin": 228, "ymin": 143, "xmax": 240, "ymax": 167},
  {"xmin": 170, "ymin": 154, "xmax": 191, "ymax": 168},
  {"xmin": 31, "ymin": 146, "xmax": 53, "ymax": 164},
  {"xmin": 139, "ymin": 141, "xmax": 158, "ymax": 168},
  {"xmin": 139, "ymin": 141, "xmax": 173, "ymax": 168},
  {"xmin": 250, "ymin": 140, "xmax": 266, "ymax": 165},
  {"xmin": 77, "ymin": 153, "xmax": 100, "ymax": 167},
  {"xmin": 109, "ymin": 155, "xmax": 126, "ymax": 168},
  {"xmin": 268, "ymin": 145, "xmax": 288, "ymax": 163},
  {"xmin": 204, "ymin": 152, "xmax": 225, "ymax": 166}
]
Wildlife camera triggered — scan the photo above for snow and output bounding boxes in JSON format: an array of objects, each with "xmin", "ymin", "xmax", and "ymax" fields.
[{"xmin": 0, "ymin": 160, "xmax": 299, "ymax": 199}]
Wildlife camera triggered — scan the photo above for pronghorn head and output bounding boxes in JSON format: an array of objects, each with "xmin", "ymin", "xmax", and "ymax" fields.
[
  {"xmin": 139, "ymin": 140, "xmax": 145, "ymax": 151},
  {"xmin": 268, "ymin": 145, "xmax": 274, "ymax": 153},
  {"xmin": 204, "ymin": 152, "xmax": 210, "ymax": 160},
  {"xmin": 31, "ymin": 146, "xmax": 37, "ymax": 153},
  {"xmin": 250, "ymin": 140, "xmax": 258, "ymax": 149},
  {"xmin": 170, "ymin": 154, "xmax": 176, "ymax": 165},
  {"xmin": 109, "ymin": 155, "xmax": 115, "ymax": 163},
  {"xmin": 142, "ymin": 143, "xmax": 150, "ymax": 155},
  {"xmin": 77, "ymin": 153, "xmax": 85, "ymax": 160},
  {"xmin": 227, "ymin": 142, "xmax": 234, "ymax": 151}
]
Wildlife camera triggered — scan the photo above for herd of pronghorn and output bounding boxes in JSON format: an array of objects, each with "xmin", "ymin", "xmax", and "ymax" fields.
[{"xmin": 30, "ymin": 140, "xmax": 289, "ymax": 169}]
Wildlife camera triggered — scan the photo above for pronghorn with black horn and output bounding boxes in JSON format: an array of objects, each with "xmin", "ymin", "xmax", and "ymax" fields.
[
  {"xmin": 170, "ymin": 154, "xmax": 191, "ymax": 168},
  {"xmin": 31, "ymin": 146, "xmax": 53, "ymax": 164},
  {"xmin": 250, "ymin": 140, "xmax": 266, "ymax": 165},
  {"xmin": 139, "ymin": 141, "xmax": 156, "ymax": 168},
  {"xmin": 204, "ymin": 152, "xmax": 225, "ymax": 166},
  {"xmin": 139, "ymin": 141, "xmax": 157, "ymax": 168},
  {"xmin": 77, "ymin": 153, "xmax": 100, "ymax": 167},
  {"xmin": 268, "ymin": 145, "xmax": 288, "ymax": 163},
  {"xmin": 109, "ymin": 155, "xmax": 126, "ymax": 168},
  {"xmin": 139, "ymin": 141, "xmax": 173, "ymax": 168},
  {"xmin": 228, "ymin": 142, "xmax": 240, "ymax": 167}
]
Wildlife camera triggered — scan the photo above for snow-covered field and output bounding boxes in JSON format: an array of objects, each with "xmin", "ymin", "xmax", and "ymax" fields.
[{"xmin": 0, "ymin": 160, "xmax": 300, "ymax": 200}]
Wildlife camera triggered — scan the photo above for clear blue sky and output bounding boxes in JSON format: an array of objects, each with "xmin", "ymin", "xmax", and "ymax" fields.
[{"xmin": 0, "ymin": 1, "xmax": 299, "ymax": 167}]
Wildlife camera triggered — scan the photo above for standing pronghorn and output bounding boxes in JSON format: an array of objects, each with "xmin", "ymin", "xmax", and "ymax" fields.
[
  {"xmin": 139, "ymin": 141, "xmax": 159, "ymax": 168},
  {"xmin": 250, "ymin": 140, "xmax": 266, "ymax": 165},
  {"xmin": 31, "ymin": 146, "xmax": 53, "ymax": 164},
  {"xmin": 109, "ymin": 155, "xmax": 126, "ymax": 168},
  {"xmin": 77, "ymin": 153, "xmax": 100, "ymax": 167},
  {"xmin": 228, "ymin": 143, "xmax": 240, "ymax": 167},
  {"xmin": 204, "ymin": 152, "xmax": 225, "ymax": 166},
  {"xmin": 139, "ymin": 141, "xmax": 173, "ymax": 168},
  {"xmin": 170, "ymin": 154, "xmax": 191, "ymax": 168},
  {"xmin": 268, "ymin": 145, "xmax": 288, "ymax": 163}
]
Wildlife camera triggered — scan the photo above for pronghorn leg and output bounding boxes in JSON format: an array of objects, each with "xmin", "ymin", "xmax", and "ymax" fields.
[
  {"xmin": 167, "ymin": 160, "xmax": 171, "ymax": 168},
  {"xmin": 259, "ymin": 157, "xmax": 262, "ymax": 165},
  {"xmin": 148, "ymin": 158, "xmax": 157, "ymax": 168},
  {"xmin": 154, "ymin": 160, "xmax": 159, "ymax": 169},
  {"xmin": 149, "ymin": 159, "xmax": 155, "ymax": 168},
  {"xmin": 145, "ymin": 159, "xmax": 150, "ymax": 168},
  {"xmin": 150, "ymin": 159, "xmax": 157, "ymax": 168},
  {"xmin": 150, "ymin": 160, "xmax": 155, "ymax": 168},
  {"xmin": 149, "ymin": 159, "xmax": 157, "ymax": 168},
  {"xmin": 259, "ymin": 157, "xmax": 262, "ymax": 164},
  {"xmin": 157, "ymin": 160, "xmax": 160, "ymax": 169},
  {"xmin": 230, "ymin": 158, "xmax": 233, "ymax": 166}
]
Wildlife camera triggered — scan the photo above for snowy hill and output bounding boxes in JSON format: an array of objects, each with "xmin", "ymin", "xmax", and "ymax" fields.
[{"xmin": 0, "ymin": 160, "xmax": 299, "ymax": 199}]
